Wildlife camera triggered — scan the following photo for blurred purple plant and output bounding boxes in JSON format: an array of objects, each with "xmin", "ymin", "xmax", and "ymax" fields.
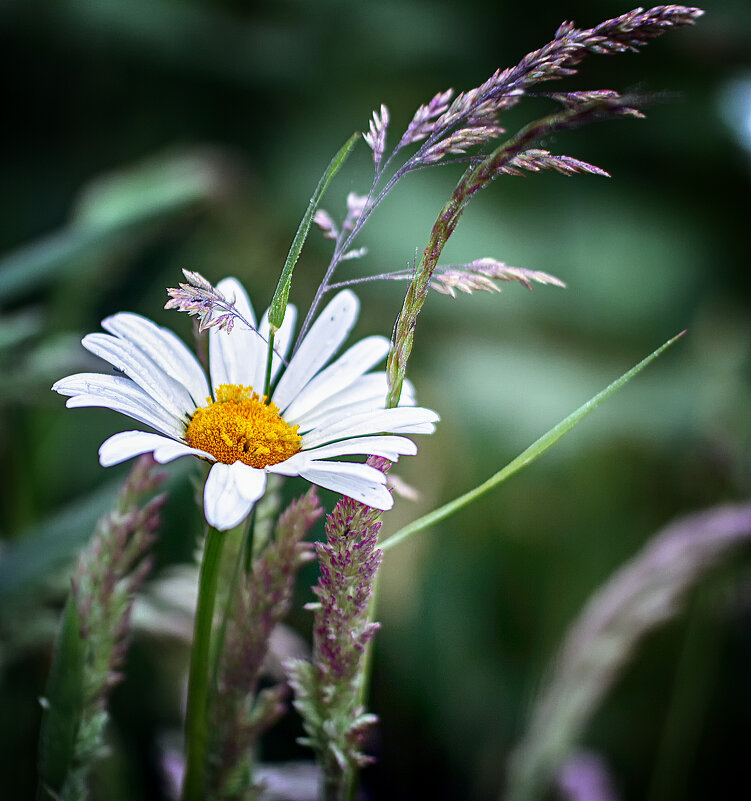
[
  {"xmin": 73, "ymin": 454, "xmax": 165, "ymax": 685},
  {"xmin": 557, "ymin": 751, "xmax": 620, "ymax": 801},
  {"xmin": 505, "ymin": 503, "xmax": 751, "ymax": 801}
]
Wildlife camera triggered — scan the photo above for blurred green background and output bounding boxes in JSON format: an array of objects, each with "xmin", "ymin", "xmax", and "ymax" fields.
[{"xmin": 1, "ymin": 1, "xmax": 750, "ymax": 799}]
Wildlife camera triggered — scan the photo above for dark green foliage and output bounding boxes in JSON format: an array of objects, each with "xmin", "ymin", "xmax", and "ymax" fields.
[{"xmin": 37, "ymin": 598, "xmax": 85, "ymax": 800}]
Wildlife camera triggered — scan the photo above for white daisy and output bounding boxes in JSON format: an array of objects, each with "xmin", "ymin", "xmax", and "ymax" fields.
[{"xmin": 53, "ymin": 278, "xmax": 439, "ymax": 531}]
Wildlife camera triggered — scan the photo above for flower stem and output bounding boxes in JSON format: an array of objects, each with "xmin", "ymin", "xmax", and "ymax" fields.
[
  {"xmin": 210, "ymin": 517, "xmax": 252, "ymax": 700},
  {"xmin": 182, "ymin": 525, "xmax": 226, "ymax": 801}
]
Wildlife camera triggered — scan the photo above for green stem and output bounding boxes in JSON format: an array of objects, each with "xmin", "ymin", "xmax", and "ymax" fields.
[
  {"xmin": 210, "ymin": 518, "xmax": 252, "ymax": 703},
  {"xmin": 182, "ymin": 525, "xmax": 226, "ymax": 801},
  {"xmin": 383, "ymin": 331, "xmax": 685, "ymax": 551},
  {"xmin": 324, "ymin": 774, "xmax": 346, "ymax": 801},
  {"xmin": 264, "ymin": 329, "xmax": 275, "ymax": 400}
]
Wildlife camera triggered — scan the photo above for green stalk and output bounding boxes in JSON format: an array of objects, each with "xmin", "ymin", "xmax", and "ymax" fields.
[
  {"xmin": 210, "ymin": 517, "xmax": 252, "ymax": 704},
  {"xmin": 263, "ymin": 329, "xmax": 275, "ymax": 401},
  {"xmin": 182, "ymin": 525, "xmax": 226, "ymax": 801},
  {"xmin": 383, "ymin": 332, "xmax": 685, "ymax": 551},
  {"xmin": 268, "ymin": 132, "xmax": 359, "ymax": 335}
]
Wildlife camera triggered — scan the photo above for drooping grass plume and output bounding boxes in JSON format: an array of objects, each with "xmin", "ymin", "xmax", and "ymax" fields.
[
  {"xmin": 504, "ymin": 503, "xmax": 751, "ymax": 801},
  {"xmin": 305, "ymin": 6, "xmax": 702, "ymax": 363},
  {"xmin": 328, "ymin": 259, "xmax": 565, "ymax": 298},
  {"xmin": 290, "ymin": 10, "xmax": 705, "ymax": 797},
  {"xmin": 430, "ymin": 259, "xmax": 566, "ymax": 297},
  {"xmin": 386, "ymin": 90, "xmax": 655, "ymax": 407}
]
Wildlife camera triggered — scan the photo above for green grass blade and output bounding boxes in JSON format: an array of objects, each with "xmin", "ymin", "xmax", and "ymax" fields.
[
  {"xmin": 382, "ymin": 331, "xmax": 685, "ymax": 551},
  {"xmin": 36, "ymin": 597, "xmax": 84, "ymax": 800},
  {"xmin": 267, "ymin": 132, "xmax": 359, "ymax": 330}
]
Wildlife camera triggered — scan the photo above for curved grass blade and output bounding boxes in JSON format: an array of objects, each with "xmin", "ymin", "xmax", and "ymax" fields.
[
  {"xmin": 267, "ymin": 132, "xmax": 359, "ymax": 331},
  {"xmin": 382, "ymin": 331, "xmax": 685, "ymax": 551}
]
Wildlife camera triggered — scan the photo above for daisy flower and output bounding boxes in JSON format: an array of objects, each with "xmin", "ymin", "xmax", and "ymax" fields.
[{"xmin": 53, "ymin": 278, "xmax": 439, "ymax": 531}]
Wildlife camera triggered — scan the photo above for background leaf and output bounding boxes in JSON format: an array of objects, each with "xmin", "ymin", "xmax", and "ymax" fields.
[{"xmin": 36, "ymin": 597, "xmax": 84, "ymax": 800}]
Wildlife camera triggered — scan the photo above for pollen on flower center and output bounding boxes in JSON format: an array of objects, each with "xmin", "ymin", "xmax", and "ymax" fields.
[{"xmin": 185, "ymin": 384, "xmax": 301, "ymax": 469}]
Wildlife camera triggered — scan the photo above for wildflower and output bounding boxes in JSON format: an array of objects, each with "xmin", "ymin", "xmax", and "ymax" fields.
[{"xmin": 53, "ymin": 279, "xmax": 438, "ymax": 531}]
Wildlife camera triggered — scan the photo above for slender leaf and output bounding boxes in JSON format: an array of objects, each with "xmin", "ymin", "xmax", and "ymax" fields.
[
  {"xmin": 383, "ymin": 331, "xmax": 685, "ymax": 551},
  {"xmin": 267, "ymin": 132, "xmax": 359, "ymax": 330},
  {"xmin": 36, "ymin": 597, "xmax": 84, "ymax": 800}
]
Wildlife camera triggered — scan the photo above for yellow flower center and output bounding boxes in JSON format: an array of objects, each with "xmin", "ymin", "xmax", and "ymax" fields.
[{"xmin": 185, "ymin": 384, "xmax": 301, "ymax": 468}]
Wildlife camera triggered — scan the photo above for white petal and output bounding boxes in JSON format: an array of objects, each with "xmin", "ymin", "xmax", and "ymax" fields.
[
  {"xmin": 251, "ymin": 305, "xmax": 297, "ymax": 393},
  {"xmin": 294, "ymin": 374, "xmax": 390, "ymax": 430},
  {"xmin": 272, "ymin": 290, "xmax": 359, "ymax": 413},
  {"xmin": 203, "ymin": 461, "xmax": 267, "ymax": 531},
  {"xmin": 296, "ymin": 400, "xmax": 386, "ymax": 434},
  {"xmin": 295, "ymin": 461, "xmax": 394, "ymax": 510},
  {"xmin": 209, "ymin": 278, "xmax": 264, "ymax": 392},
  {"xmin": 271, "ymin": 436, "xmax": 417, "ymax": 473},
  {"xmin": 83, "ymin": 333, "xmax": 195, "ymax": 420},
  {"xmin": 303, "ymin": 407, "xmax": 440, "ymax": 449},
  {"xmin": 283, "ymin": 336, "xmax": 390, "ymax": 424},
  {"xmin": 54, "ymin": 372, "xmax": 185, "ymax": 439},
  {"xmin": 99, "ymin": 430, "xmax": 213, "ymax": 467},
  {"xmin": 294, "ymin": 374, "xmax": 416, "ymax": 433},
  {"xmin": 101, "ymin": 312, "xmax": 210, "ymax": 407}
]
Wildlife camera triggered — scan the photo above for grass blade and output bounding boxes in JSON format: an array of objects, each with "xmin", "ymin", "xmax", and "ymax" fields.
[
  {"xmin": 0, "ymin": 151, "xmax": 224, "ymax": 305},
  {"xmin": 267, "ymin": 132, "xmax": 359, "ymax": 330},
  {"xmin": 383, "ymin": 331, "xmax": 685, "ymax": 551}
]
